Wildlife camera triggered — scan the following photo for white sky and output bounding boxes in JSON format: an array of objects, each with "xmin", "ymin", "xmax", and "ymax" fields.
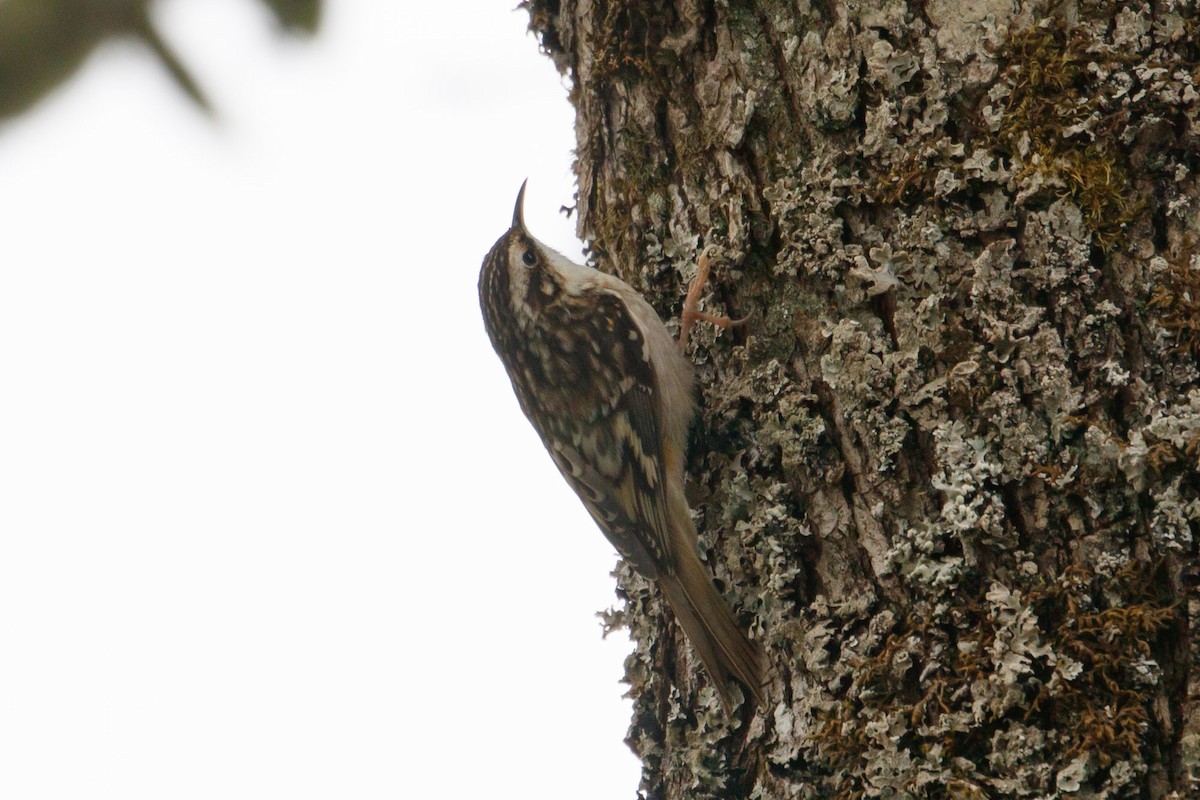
[{"xmin": 0, "ymin": 1, "xmax": 641, "ymax": 797}]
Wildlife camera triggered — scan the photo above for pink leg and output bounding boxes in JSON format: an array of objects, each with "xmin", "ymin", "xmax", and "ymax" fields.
[{"xmin": 678, "ymin": 247, "xmax": 740, "ymax": 349}]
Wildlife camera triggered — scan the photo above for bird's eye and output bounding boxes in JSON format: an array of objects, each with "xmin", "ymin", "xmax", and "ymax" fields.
[{"xmin": 521, "ymin": 248, "xmax": 537, "ymax": 267}]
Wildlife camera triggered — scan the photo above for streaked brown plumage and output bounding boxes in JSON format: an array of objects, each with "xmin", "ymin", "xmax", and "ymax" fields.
[{"xmin": 478, "ymin": 182, "xmax": 765, "ymax": 712}]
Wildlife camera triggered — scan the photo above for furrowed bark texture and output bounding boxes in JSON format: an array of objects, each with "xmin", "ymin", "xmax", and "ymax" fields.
[{"xmin": 523, "ymin": 2, "xmax": 1199, "ymax": 797}]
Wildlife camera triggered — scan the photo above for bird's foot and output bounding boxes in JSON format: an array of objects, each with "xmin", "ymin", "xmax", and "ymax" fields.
[{"xmin": 678, "ymin": 246, "xmax": 747, "ymax": 350}]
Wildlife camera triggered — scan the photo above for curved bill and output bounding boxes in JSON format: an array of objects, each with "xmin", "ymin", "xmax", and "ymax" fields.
[{"xmin": 512, "ymin": 179, "xmax": 529, "ymax": 231}]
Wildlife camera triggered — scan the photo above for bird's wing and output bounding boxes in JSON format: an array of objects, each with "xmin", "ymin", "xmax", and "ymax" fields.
[{"xmin": 537, "ymin": 290, "xmax": 673, "ymax": 579}]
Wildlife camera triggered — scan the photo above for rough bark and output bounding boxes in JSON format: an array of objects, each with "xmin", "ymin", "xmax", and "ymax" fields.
[{"xmin": 522, "ymin": 1, "xmax": 1200, "ymax": 797}]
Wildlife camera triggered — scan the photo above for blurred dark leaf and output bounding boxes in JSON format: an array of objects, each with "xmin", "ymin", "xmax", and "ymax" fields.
[
  {"xmin": 0, "ymin": 0, "xmax": 124, "ymax": 120},
  {"xmin": 258, "ymin": 0, "xmax": 321, "ymax": 34},
  {"xmin": 0, "ymin": 0, "xmax": 322, "ymax": 123}
]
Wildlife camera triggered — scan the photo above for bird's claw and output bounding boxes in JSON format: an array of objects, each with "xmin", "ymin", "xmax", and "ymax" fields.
[{"xmin": 678, "ymin": 246, "xmax": 743, "ymax": 349}]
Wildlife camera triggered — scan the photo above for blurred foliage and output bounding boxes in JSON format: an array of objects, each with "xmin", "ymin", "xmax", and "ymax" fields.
[
  {"xmin": 0, "ymin": 0, "xmax": 321, "ymax": 121},
  {"xmin": 261, "ymin": 0, "xmax": 320, "ymax": 33}
]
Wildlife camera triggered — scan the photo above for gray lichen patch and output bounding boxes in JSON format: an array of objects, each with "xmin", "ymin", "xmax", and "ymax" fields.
[{"xmin": 807, "ymin": 563, "xmax": 1175, "ymax": 799}]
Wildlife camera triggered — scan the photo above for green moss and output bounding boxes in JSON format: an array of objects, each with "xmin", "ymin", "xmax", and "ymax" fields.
[
  {"xmin": 992, "ymin": 24, "xmax": 1142, "ymax": 250},
  {"xmin": 614, "ymin": 124, "xmax": 674, "ymax": 193},
  {"xmin": 1149, "ymin": 257, "xmax": 1200, "ymax": 358},
  {"xmin": 588, "ymin": 0, "xmax": 675, "ymax": 84},
  {"xmin": 869, "ymin": 21, "xmax": 1145, "ymax": 251},
  {"xmin": 1032, "ymin": 563, "xmax": 1176, "ymax": 767},
  {"xmin": 809, "ymin": 562, "xmax": 1175, "ymax": 798}
]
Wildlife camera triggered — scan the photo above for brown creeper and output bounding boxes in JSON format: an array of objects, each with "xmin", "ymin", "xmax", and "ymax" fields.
[{"xmin": 478, "ymin": 182, "xmax": 765, "ymax": 711}]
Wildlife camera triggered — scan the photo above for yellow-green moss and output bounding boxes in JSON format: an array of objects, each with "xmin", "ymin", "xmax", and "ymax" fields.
[
  {"xmin": 589, "ymin": 0, "xmax": 674, "ymax": 84},
  {"xmin": 1149, "ymin": 258, "xmax": 1200, "ymax": 357},
  {"xmin": 809, "ymin": 562, "xmax": 1175, "ymax": 799},
  {"xmin": 993, "ymin": 24, "xmax": 1143, "ymax": 250}
]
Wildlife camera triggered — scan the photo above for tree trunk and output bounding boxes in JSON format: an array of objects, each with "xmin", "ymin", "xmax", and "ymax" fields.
[{"xmin": 523, "ymin": 1, "xmax": 1199, "ymax": 797}]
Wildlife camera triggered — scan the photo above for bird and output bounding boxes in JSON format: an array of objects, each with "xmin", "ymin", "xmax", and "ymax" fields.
[{"xmin": 477, "ymin": 181, "xmax": 765, "ymax": 712}]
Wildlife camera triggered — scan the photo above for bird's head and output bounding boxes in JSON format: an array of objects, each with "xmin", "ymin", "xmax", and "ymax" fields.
[{"xmin": 479, "ymin": 180, "xmax": 575, "ymax": 330}]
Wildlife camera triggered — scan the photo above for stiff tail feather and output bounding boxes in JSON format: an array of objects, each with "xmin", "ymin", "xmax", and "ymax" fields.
[{"xmin": 658, "ymin": 546, "xmax": 765, "ymax": 713}]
